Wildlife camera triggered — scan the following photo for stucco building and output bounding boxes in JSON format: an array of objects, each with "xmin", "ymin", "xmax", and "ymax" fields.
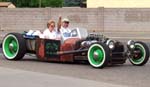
[{"xmin": 87, "ymin": 0, "xmax": 150, "ymax": 8}]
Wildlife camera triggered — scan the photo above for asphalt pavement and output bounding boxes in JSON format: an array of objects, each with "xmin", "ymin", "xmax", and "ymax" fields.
[
  {"xmin": 0, "ymin": 54, "xmax": 150, "ymax": 87},
  {"xmin": 0, "ymin": 66, "xmax": 127, "ymax": 87}
]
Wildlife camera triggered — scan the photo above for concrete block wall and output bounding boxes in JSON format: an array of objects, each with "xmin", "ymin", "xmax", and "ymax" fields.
[
  {"xmin": 0, "ymin": 8, "xmax": 104, "ymax": 32},
  {"xmin": 0, "ymin": 8, "xmax": 49, "ymax": 32},
  {"xmin": 47, "ymin": 8, "xmax": 104, "ymax": 32},
  {"xmin": 104, "ymin": 8, "xmax": 150, "ymax": 32},
  {"xmin": 1, "ymin": 7, "xmax": 150, "ymax": 40}
]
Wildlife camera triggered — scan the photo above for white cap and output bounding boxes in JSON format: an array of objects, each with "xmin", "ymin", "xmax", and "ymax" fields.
[{"xmin": 62, "ymin": 18, "xmax": 69, "ymax": 22}]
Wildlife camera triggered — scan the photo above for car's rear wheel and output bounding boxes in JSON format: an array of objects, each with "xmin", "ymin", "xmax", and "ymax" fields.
[
  {"xmin": 2, "ymin": 33, "xmax": 26, "ymax": 60},
  {"xmin": 87, "ymin": 43, "xmax": 110, "ymax": 68},
  {"xmin": 129, "ymin": 41, "xmax": 149, "ymax": 66}
]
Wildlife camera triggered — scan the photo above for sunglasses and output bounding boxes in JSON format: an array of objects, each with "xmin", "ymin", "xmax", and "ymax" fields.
[
  {"xmin": 64, "ymin": 22, "xmax": 69, "ymax": 24},
  {"xmin": 50, "ymin": 25, "xmax": 55, "ymax": 28}
]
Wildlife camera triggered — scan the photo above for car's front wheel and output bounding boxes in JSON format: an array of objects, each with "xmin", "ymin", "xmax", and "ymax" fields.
[
  {"xmin": 129, "ymin": 41, "xmax": 149, "ymax": 66},
  {"xmin": 87, "ymin": 43, "xmax": 110, "ymax": 68}
]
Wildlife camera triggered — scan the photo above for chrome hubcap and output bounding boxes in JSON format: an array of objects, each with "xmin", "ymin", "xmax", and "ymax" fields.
[
  {"xmin": 9, "ymin": 43, "xmax": 15, "ymax": 52},
  {"xmin": 93, "ymin": 51, "xmax": 99, "ymax": 60}
]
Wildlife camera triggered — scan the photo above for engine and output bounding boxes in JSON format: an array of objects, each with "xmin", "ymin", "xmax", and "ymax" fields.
[{"xmin": 86, "ymin": 33, "xmax": 107, "ymax": 42}]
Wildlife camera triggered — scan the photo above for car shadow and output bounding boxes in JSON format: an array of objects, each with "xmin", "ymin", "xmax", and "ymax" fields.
[{"xmin": 19, "ymin": 57, "xmax": 90, "ymax": 65}]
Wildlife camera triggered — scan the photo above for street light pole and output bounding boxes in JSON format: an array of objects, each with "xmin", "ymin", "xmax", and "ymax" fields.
[{"xmin": 39, "ymin": 0, "xmax": 41, "ymax": 8}]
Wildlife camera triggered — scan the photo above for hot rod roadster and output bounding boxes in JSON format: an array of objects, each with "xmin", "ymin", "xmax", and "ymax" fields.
[{"xmin": 2, "ymin": 28, "xmax": 150, "ymax": 68}]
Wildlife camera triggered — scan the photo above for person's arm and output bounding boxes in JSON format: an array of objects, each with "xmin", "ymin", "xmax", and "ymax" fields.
[{"xmin": 57, "ymin": 16, "xmax": 62, "ymax": 32}]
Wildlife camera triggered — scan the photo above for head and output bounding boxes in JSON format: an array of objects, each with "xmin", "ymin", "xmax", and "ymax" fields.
[
  {"xmin": 47, "ymin": 20, "xmax": 55, "ymax": 32},
  {"xmin": 62, "ymin": 18, "xmax": 70, "ymax": 28}
]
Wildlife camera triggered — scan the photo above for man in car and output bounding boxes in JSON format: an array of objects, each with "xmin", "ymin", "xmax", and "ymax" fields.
[{"xmin": 57, "ymin": 16, "xmax": 71, "ymax": 40}]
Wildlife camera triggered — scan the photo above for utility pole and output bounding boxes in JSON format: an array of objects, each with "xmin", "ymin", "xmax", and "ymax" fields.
[{"xmin": 39, "ymin": 0, "xmax": 41, "ymax": 8}]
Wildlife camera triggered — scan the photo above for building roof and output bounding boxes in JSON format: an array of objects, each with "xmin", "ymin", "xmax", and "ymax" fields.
[
  {"xmin": 0, "ymin": 2, "xmax": 12, "ymax": 7},
  {"xmin": 0, "ymin": 2, "xmax": 16, "ymax": 8}
]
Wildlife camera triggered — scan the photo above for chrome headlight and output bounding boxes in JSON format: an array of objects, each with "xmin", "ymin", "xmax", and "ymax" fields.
[
  {"xmin": 127, "ymin": 40, "xmax": 135, "ymax": 49},
  {"xmin": 106, "ymin": 40, "xmax": 115, "ymax": 50}
]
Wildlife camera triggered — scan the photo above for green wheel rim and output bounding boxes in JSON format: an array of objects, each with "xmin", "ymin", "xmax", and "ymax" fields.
[
  {"xmin": 130, "ymin": 43, "xmax": 146, "ymax": 65},
  {"xmin": 2, "ymin": 34, "xmax": 19, "ymax": 59},
  {"xmin": 88, "ymin": 44, "xmax": 105, "ymax": 67}
]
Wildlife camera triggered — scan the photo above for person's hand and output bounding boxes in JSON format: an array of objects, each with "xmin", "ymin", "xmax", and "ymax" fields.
[{"xmin": 59, "ymin": 15, "xmax": 62, "ymax": 20}]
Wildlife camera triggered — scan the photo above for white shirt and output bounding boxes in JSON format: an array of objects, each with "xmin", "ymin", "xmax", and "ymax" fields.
[
  {"xmin": 43, "ymin": 28, "xmax": 57, "ymax": 39},
  {"xmin": 60, "ymin": 26, "xmax": 71, "ymax": 40}
]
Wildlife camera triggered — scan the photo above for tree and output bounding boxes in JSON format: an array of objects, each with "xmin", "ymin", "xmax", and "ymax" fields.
[
  {"xmin": 63, "ymin": 0, "xmax": 86, "ymax": 7},
  {"xmin": 0, "ymin": 0, "xmax": 63, "ymax": 7},
  {"xmin": 41, "ymin": 0, "xmax": 63, "ymax": 7}
]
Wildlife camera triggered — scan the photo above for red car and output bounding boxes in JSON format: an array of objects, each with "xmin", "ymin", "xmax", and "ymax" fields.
[{"xmin": 2, "ymin": 28, "xmax": 150, "ymax": 68}]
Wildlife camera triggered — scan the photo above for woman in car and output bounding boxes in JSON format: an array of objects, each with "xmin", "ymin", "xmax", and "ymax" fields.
[{"xmin": 42, "ymin": 20, "xmax": 60, "ymax": 40}]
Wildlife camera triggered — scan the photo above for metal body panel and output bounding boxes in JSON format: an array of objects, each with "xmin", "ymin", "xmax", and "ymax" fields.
[
  {"xmin": 60, "ymin": 38, "xmax": 80, "ymax": 62},
  {"xmin": 35, "ymin": 38, "xmax": 81, "ymax": 62},
  {"xmin": 110, "ymin": 42, "xmax": 126, "ymax": 64}
]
